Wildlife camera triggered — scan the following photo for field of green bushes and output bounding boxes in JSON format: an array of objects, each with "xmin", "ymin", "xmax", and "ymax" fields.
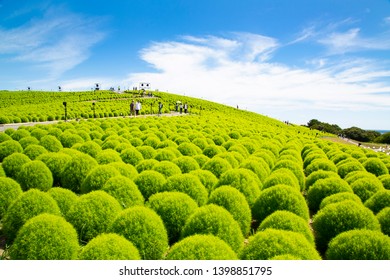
[{"xmin": 0, "ymin": 90, "xmax": 389, "ymax": 260}]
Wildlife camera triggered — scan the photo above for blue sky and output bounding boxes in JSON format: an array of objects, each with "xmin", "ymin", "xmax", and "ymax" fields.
[{"xmin": 1, "ymin": 0, "xmax": 390, "ymax": 130}]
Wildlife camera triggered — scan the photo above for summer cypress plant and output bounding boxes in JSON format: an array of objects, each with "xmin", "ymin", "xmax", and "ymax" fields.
[
  {"xmin": 96, "ymin": 149, "xmax": 122, "ymax": 164},
  {"xmin": 23, "ymin": 144, "xmax": 48, "ymax": 160},
  {"xmin": 77, "ymin": 141, "xmax": 102, "ymax": 158},
  {"xmin": 192, "ymin": 154, "xmax": 209, "ymax": 168},
  {"xmin": 305, "ymin": 170, "xmax": 340, "ymax": 191},
  {"xmin": 377, "ymin": 207, "xmax": 390, "ymax": 236},
  {"xmin": 363, "ymin": 158, "xmax": 389, "ymax": 177},
  {"xmin": 326, "ymin": 229, "xmax": 390, "ymax": 260},
  {"xmin": 189, "ymin": 169, "xmax": 218, "ymax": 194},
  {"xmin": 319, "ymin": 192, "xmax": 363, "ymax": 210},
  {"xmin": 18, "ymin": 136, "xmax": 39, "ymax": 149},
  {"xmin": 10, "ymin": 214, "xmax": 79, "ymax": 260},
  {"xmin": 173, "ymin": 156, "xmax": 200, "ymax": 173},
  {"xmin": 103, "ymin": 175, "xmax": 144, "ymax": 208},
  {"xmin": 202, "ymin": 157, "xmax": 232, "ymax": 178},
  {"xmin": 165, "ymin": 234, "xmax": 238, "ymax": 260},
  {"xmin": 120, "ymin": 147, "xmax": 144, "ymax": 166},
  {"xmin": 17, "ymin": 160, "xmax": 53, "ymax": 192},
  {"xmin": 239, "ymin": 158, "xmax": 270, "ymax": 183},
  {"xmin": 240, "ymin": 229, "xmax": 321, "ymax": 260},
  {"xmin": 262, "ymin": 168, "xmax": 300, "ymax": 191},
  {"xmin": 36, "ymin": 152, "xmax": 72, "ymax": 187},
  {"xmin": 0, "ymin": 140, "xmax": 23, "ymax": 162},
  {"xmin": 78, "ymin": 233, "xmax": 141, "ymax": 260},
  {"xmin": 152, "ymin": 160, "xmax": 182, "ymax": 177},
  {"xmin": 80, "ymin": 164, "xmax": 121, "ymax": 193},
  {"xmin": 350, "ymin": 177, "xmax": 385, "ymax": 202},
  {"xmin": 273, "ymin": 159, "xmax": 305, "ymax": 190},
  {"xmin": 1, "ymin": 153, "xmax": 31, "ymax": 179},
  {"xmin": 133, "ymin": 170, "xmax": 167, "ymax": 200},
  {"xmin": 305, "ymin": 159, "xmax": 337, "ymax": 177},
  {"xmin": 177, "ymin": 142, "xmax": 202, "ymax": 156},
  {"xmin": 39, "ymin": 135, "xmax": 63, "ymax": 152},
  {"xmin": 379, "ymin": 174, "xmax": 390, "ymax": 190},
  {"xmin": 364, "ymin": 190, "xmax": 390, "ymax": 214},
  {"xmin": 108, "ymin": 206, "xmax": 168, "ymax": 260},
  {"xmin": 107, "ymin": 161, "xmax": 138, "ymax": 179},
  {"xmin": 47, "ymin": 187, "xmax": 78, "ymax": 216},
  {"xmin": 136, "ymin": 145, "xmax": 157, "ymax": 159},
  {"xmin": 0, "ymin": 177, "xmax": 23, "ymax": 219},
  {"xmin": 60, "ymin": 132, "xmax": 85, "ymax": 148}
]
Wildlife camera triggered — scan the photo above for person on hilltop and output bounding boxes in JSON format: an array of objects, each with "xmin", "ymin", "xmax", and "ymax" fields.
[
  {"xmin": 184, "ymin": 103, "xmax": 188, "ymax": 114},
  {"xmin": 130, "ymin": 100, "xmax": 135, "ymax": 117},
  {"xmin": 135, "ymin": 100, "xmax": 141, "ymax": 116},
  {"xmin": 158, "ymin": 102, "xmax": 163, "ymax": 116}
]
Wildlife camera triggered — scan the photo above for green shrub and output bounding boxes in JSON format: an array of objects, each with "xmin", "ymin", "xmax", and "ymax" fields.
[
  {"xmin": 305, "ymin": 159, "xmax": 337, "ymax": 177},
  {"xmin": 60, "ymin": 153, "xmax": 98, "ymax": 193},
  {"xmin": 350, "ymin": 178, "xmax": 385, "ymax": 202},
  {"xmin": 80, "ymin": 165, "xmax": 120, "ymax": 193},
  {"xmin": 173, "ymin": 156, "xmax": 200, "ymax": 173},
  {"xmin": 273, "ymin": 160, "xmax": 305, "ymax": 190},
  {"xmin": 215, "ymin": 152, "xmax": 239, "ymax": 168},
  {"xmin": 19, "ymin": 136, "xmax": 39, "ymax": 149},
  {"xmin": 152, "ymin": 160, "xmax": 182, "ymax": 177},
  {"xmin": 78, "ymin": 233, "xmax": 140, "ymax": 260},
  {"xmin": 10, "ymin": 129, "xmax": 30, "ymax": 141},
  {"xmin": 133, "ymin": 170, "xmax": 167, "ymax": 200},
  {"xmin": 66, "ymin": 190, "xmax": 122, "ymax": 242},
  {"xmin": 30, "ymin": 128, "xmax": 48, "ymax": 140},
  {"xmin": 263, "ymin": 168, "xmax": 300, "ymax": 191},
  {"xmin": 103, "ymin": 176, "xmax": 144, "ymax": 208},
  {"xmin": 177, "ymin": 142, "xmax": 202, "ymax": 156},
  {"xmin": 2, "ymin": 153, "xmax": 31, "ymax": 179},
  {"xmin": 189, "ymin": 169, "xmax": 218, "ymax": 193},
  {"xmin": 377, "ymin": 207, "xmax": 390, "ymax": 236},
  {"xmin": 203, "ymin": 145, "xmax": 222, "ymax": 158},
  {"xmin": 312, "ymin": 200, "xmax": 381, "ymax": 253},
  {"xmin": 307, "ymin": 177, "xmax": 353, "ymax": 213},
  {"xmin": 208, "ymin": 186, "xmax": 251, "ymax": 236},
  {"xmin": 162, "ymin": 173, "xmax": 208, "ymax": 206},
  {"xmin": 37, "ymin": 152, "xmax": 72, "ymax": 187},
  {"xmin": 120, "ymin": 147, "xmax": 144, "ymax": 166},
  {"xmin": 240, "ymin": 229, "xmax": 321, "ymax": 260},
  {"xmin": 48, "ymin": 187, "xmax": 78, "ymax": 216},
  {"xmin": 258, "ymin": 210, "xmax": 314, "ymax": 245},
  {"xmin": 136, "ymin": 145, "xmax": 157, "ymax": 159},
  {"xmin": 17, "ymin": 160, "xmax": 53, "ymax": 192},
  {"xmin": 181, "ymin": 204, "xmax": 244, "ymax": 252},
  {"xmin": 136, "ymin": 159, "xmax": 159, "ymax": 173},
  {"xmin": 2, "ymin": 189, "xmax": 61, "ymax": 242},
  {"xmin": 379, "ymin": 174, "xmax": 390, "ymax": 190},
  {"xmin": 305, "ymin": 170, "xmax": 340, "ymax": 191},
  {"xmin": 165, "ymin": 234, "xmax": 238, "ymax": 260},
  {"xmin": 109, "ymin": 206, "xmax": 168, "ymax": 260},
  {"xmin": 108, "ymin": 161, "xmax": 138, "ymax": 179},
  {"xmin": 10, "ymin": 214, "xmax": 79, "ymax": 260},
  {"xmin": 147, "ymin": 192, "xmax": 198, "ymax": 244},
  {"xmin": 23, "ymin": 144, "xmax": 48, "ymax": 160},
  {"xmin": 364, "ymin": 190, "xmax": 390, "ymax": 214},
  {"xmin": 344, "ymin": 170, "xmax": 378, "ymax": 185},
  {"xmin": 77, "ymin": 141, "xmax": 102, "ymax": 158},
  {"xmin": 202, "ymin": 157, "xmax": 232, "ymax": 179},
  {"xmin": 0, "ymin": 177, "xmax": 23, "ymax": 219},
  {"xmin": 0, "ymin": 133, "xmax": 12, "ymax": 143},
  {"xmin": 154, "ymin": 148, "xmax": 177, "ymax": 162},
  {"xmin": 337, "ymin": 160, "xmax": 365, "ymax": 178},
  {"xmin": 252, "ymin": 185, "xmax": 309, "ymax": 226},
  {"xmin": 60, "ymin": 132, "xmax": 84, "ymax": 148},
  {"xmin": 319, "ymin": 192, "xmax": 362, "ymax": 209},
  {"xmin": 39, "ymin": 135, "xmax": 63, "ymax": 152},
  {"xmin": 363, "ymin": 158, "xmax": 389, "ymax": 177},
  {"xmin": 143, "ymin": 136, "xmax": 160, "ymax": 149},
  {"xmin": 96, "ymin": 149, "xmax": 122, "ymax": 164},
  {"xmin": 192, "ymin": 154, "xmax": 209, "ymax": 167},
  {"xmin": 239, "ymin": 158, "xmax": 270, "ymax": 183},
  {"xmin": 0, "ymin": 140, "xmax": 23, "ymax": 162},
  {"xmin": 326, "ymin": 229, "xmax": 390, "ymax": 260},
  {"xmin": 270, "ymin": 254, "xmax": 301, "ymax": 260}
]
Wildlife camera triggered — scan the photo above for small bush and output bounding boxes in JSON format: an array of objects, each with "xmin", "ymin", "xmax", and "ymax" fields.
[
  {"xmin": 23, "ymin": 144, "xmax": 48, "ymax": 160},
  {"xmin": 240, "ymin": 229, "xmax": 321, "ymax": 260},
  {"xmin": 203, "ymin": 144, "xmax": 222, "ymax": 158},
  {"xmin": 136, "ymin": 145, "xmax": 156, "ymax": 159},
  {"xmin": 379, "ymin": 174, "xmax": 390, "ymax": 190},
  {"xmin": 0, "ymin": 140, "xmax": 23, "ymax": 162},
  {"xmin": 80, "ymin": 165, "xmax": 120, "ymax": 193},
  {"xmin": 252, "ymin": 185, "xmax": 309, "ymax": 227},
  {"xmin": 258, "ymin": 210, "xmax": 315, "ymax": 245},
  {"xmin": 312, "ymin": 200, "xmax": 381, "ymax": 253},
  {"xmin": 133, "ymin": 170, "xmax": 167, "ymax": 200},
  {"xmin": 120, "ymin": 147, "xmax": 144, "ymax": 166},
  {"xmin": 10, "ymin": 214, "xmax": 79, "ymax": 260},
  {"xmin": 109, "ymin": 206, "xmax": 168, "ymax": 260},
  {"xmin": 66, "ymin": 190, "xmax": 122, "ymax": 242},
  {"xmin": 377, "ymin": 207, "xmax": 390, "ymax": 236},
  {"xmin": 147, "ymin": 192, "xmax": 198, "ymax": 244},
  {"xmin": 39, "ymin": 135, "xmax": 63, "ymax": 152},
  {"xmin": 17, "ymin": 160, "xmax": 53, "ymax": 192},
  {"xmin": 192, "ymin": 154, "xmax": 209, "ymax": 167},
  {"xmin": 77, "ymin": 141, "xmax": 102, "ymax": 158},
  {"xmin": 181, "ymin": 204, "xmax": 244, "ymax": 252},
  {"xmin": 319, "ymin": 192, "xmax": 362, "ymax": 209},
  {"xmin": 239, "ymin": 158, "xmax": 270, "ymax": 183},
  {"xmin": 48, "ymin": 187, "xmax": 78, "ymax": 216},
  {"xmin": 208, "ymin": 186, "xmax": 252, "ymax": 236},
  {"xmin": 337, "ymin": 160, "xmax": 365, "ymax": 178},
  {"xmin": 136, "ymin": 159, "xmax": 159, "ymax": 173},
  {"xmin": 165, "ymin": 234, "xmax": 238, "ymax": 260},
  {"xmin": 305, "ymin": 159, "xmax": 337, "ymax": 177},
  {"xmin": 2, "ymin": 189, "xmax": 61, "ymax": 242},
  {"xmin": 60, "ymin": 132, "xmax": 84, "ymax": 148},
  {"xmin": 173, "ymin": 156, "xmax": 200, "ymax": 173},
  {"xmin": 350, "ymin": 178, "xmax": 385, "ymax": 202},
  {"xmin": 364, "ymin": 190, "xmax": 390, "ymax": 214},
  {"xmin": 177, "ymin": 142, "xmax": 202, "ymax": 156},
  {"xmin": 273, "ymin": 160, "xmax": 305, "ymax": 190},
  {"xmin": 96, "ymin": 149, "xmax": 122, "ymax": 164},
  {"xmin": 2, "ymin": 153, "xmax": 31, "ymax": 179},
  {"xmin": 19, "ymin": 136, "xmax": 39, "ymax": 149},
  {"xmin": 305, "ymin": 170, "xmax": 340, "ymax": 191},
  {"xmin": 0, "ymin": 177, "xmax": 23, "ymax": 219},
  {"xmin": 78, "ymin": 233, "xmax": 140, "ymax": 260},
  {"xmin": 162, "ymin": 173, "xmax": 208, "ymax": 206},
  {"xmin": 152, "ymin": 160, "xmax": 182, "ymax": 177},
  {"xmin": 326, "ymin": 229, "xmax": 390, "ymax": 260},
  {"xmin": 10, "ymin": 129, "xmax": 30, "ymax": 141},
  {"xmin": 363, "ymin": 158, "xmax": 389, "ymax": 177},
  {"xmin": 108, "ymin": 161, "xmax": 138, "ymax": 179},
  {"xmin": 37, "ymin": 152, "xmax": 72, "ymax": 187},
  {"xmin": 189, "ymin": 169, "xmax": 218, "ymax": 194},
  {"xmin": 202, "ymin": 157, "xmax": 232, "ymax": 178},
  {"xmin": 103, "ymin": 176, "xmax": 144, "ymax": 208},
  {"xmin": 263, "ymin": 168, "xmax": 300, "ymax": 191}
]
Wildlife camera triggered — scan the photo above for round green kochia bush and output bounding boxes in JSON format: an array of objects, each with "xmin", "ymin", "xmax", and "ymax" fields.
[
  {"xmin": 152, "ymin": 160, "xmax": 182, "ymax": 177},
  {"xmin": 257, "ymin": 210, "xmax": 315, "ymax": 246},
  {"xmin": 60, "ymin": 153, "xmax": 98, "ymax": 193},
  {"xmin": 120, "ymin": 147, "xmax": 144, "ymax": 166},
  {"xmin": 0, "ymin": 177, "xmax": 23, "ymax": 219},
  {"xmin": 364, "ymin": 190, "xmax": 390, "ymax": 214},
  {"xmin": 305, "ymin": 170, "xmax": 340, "ymax": 191},
  {"xmin": 2, "ymin": 189, "xmax": 61, "ymax": 242},
  {"xmin": 202, "ymin": 157, "xmax": 232, "ymax": 178},
  {"xmin": 273, "ymin": 160, "xmax": 305, "ymax": 190},
  {"xmin": 23, "ymin": 144, "xmax": 48, "ymax": 160},
  {"xmin": 66, "ymin": 191, "xmax": 122, "ymax": 242},
  {"xmin": 1, "ymin": 153, "xmax": 31, "ymax": 179},
  {"xmin": 161, "ymin": 174, "xmax": 208, "ymax": 206},
  {"xmin": 10, "ymin": 214, "xmax": 79, "ymax": 260},
  {"xmin": 377, "ymin": 207, "xmax": 390, "ymax": 236},
  {"xmin": 379, "ymin": 174, "xmax": 390, "ymax": 190},
  {"xmin": 133, "ymin": 170, "xmax": 167, "ymax": 200},
  {"xmin": 203, "ymin": 144, "xmax": 222, "ymax": 158},
  {"xmin": 37, "ymin": 152, "xmax": 72, "ymax": 187},
  {"xmin": 147, "ymin": 192, "xmax": 198, "ymax": 244},
  {"xmin": 337, "ymin": 160, "xmax": 365, "ymax": 178},
  {"xmin": 208, "ymin": 186, "xmax": 252, "ymax": 236},
  {"xmin": 189, "ymin": 169, "xmax": 218, "ymax": 193},
  {"xmin": 165, "ymin": 234, "xmax": 238, "ymax": 260},
  {"xmin": 80, "ymin": 165, "xmax": 120, "ymax": 193},
  {"xmin": 350, "ymin": 178, "xmax": 385, "ymax": 202},
  {"xmin": 181, "ymin": 204, "xmax": 244, "ymax": 253},
  {"xmin": 363, "ymin": 158, "xmax": 389, "ymax": 177},
  {"xmin": 326, "ymin": 229, "xmax": 390, "ymax": 260},
  {"xmin": 270, "ymin": 254, "xmax": 301, "ymax": 260},
  {"xmin": 344, "ymin": 170, "xmax": 378, "ymax": 185},
  {"xmin": 96, "ymin": 149, "xmax": 122, "ymax": 164},
  {"xmin": 103, "ymin": 176, "xmax": 144, "ymax": 208},
  {"xmin": 312, "ymin": 200, "xmax": 381, "ymax": 253},
  {"xmin": 109, "ymin": 206, "xmax": 168, "ymax": 260},
  {"xmin": 216, "ymin": 168, "xmax": 261, "ymax": 207},
  {"xmin": 78, "ymin": 233, "xmax": 141, "ymax": 260},
  {"xmin": 135, "ymin": 159, "xmax": 159, "ymax": 173},
  {"xmin": 10, "ymin": 129, "xmax": 30, "ymax": 141},
  {"xmin": 136, "ymin": 145, "xmax": 156, "ymax": 159},
  {"xmin": 19, "ymin": 136, "xmax": 39, "ymax": 149},
  {"xmin": 0, "ymin": 133, "xmax": 12, "ymax": 143},
  {"xmin": 17, "ymin": 160, "xmax": 53, "ymax": 192},
  {"xmin": 154, "ymin": 148, "xmax": 177, "ymax": 162},
  {"xmin": 108, "ymin": 162, "xmax": 138, "ymax": 179},
  {"xmin": 263, "ymin": 168, "xmax": 300, "ymax": 191},
  {"xmin": 173, "ymin": 156, "xmax": 200, "ymax": 173},
  {"xmin": 307, "ymin": 177, "xmax": 353, "ymax": 213},
  {"xmin": 239, "ymin": 158, "xmax": 270, "ymax": 183},
  {"xmin": 319, "ymin": 192, "xmax": 363, "ymax": 210},
  {"xmin": 252, "ymin": 185, "xmax": 309, "ymax": 227},
  {"xmin": 177, "ymin": 142, "xmax": 202, "ymax": 156},
  {"xmin": 77, "ymin": 141, "xmax": 102, "ymax": 158},
  {"xmin": 39, "ymin": 135, "xmax": 63, "ymax": 152},
  {"xmin": 305, "ymin": 159, "xmax": 337, "ymax": 177},
  {"xmin": 60, "ymin": 133, "xmax": 84, "ymax": 148},
  {"xmin": 240, "ymin": 229, "xmax": 321, "ymax": 260},
  {"xmin": 0, "ymin": 140, "xmax": 23, "ymax": 162},
  {"xmin": 47, "ymin": 187, "xmax": 78, "ymax": 216}
]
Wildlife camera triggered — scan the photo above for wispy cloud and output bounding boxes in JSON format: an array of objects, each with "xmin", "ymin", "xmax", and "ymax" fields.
[{"xmin": 0, "ymin": 6, "xmax": 106, "ymax": 78}]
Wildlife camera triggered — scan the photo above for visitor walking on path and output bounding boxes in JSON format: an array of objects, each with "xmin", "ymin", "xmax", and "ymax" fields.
[
  {"xmin": 184, "ymin": 103, "xmax": 188, "ymax": 114},
  {"xmin": 130, "ymin": 100, "xmax": 135, "ymax": 117},
  {"xmin": 158, "ymin": 102, "xmax": 163, "ymax": 116},
  {"xmin": 135, "ymin": 101, "xmax": 141, "ymax": 116}
]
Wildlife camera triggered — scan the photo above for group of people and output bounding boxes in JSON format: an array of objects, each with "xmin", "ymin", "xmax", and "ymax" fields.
[
  {"xmin": 175, "ymin": 103, "xmax": 188, "ymax": 114},
  {"xmin": 130, "ymin": 100, "xmax": 142, "ymax": 116}
]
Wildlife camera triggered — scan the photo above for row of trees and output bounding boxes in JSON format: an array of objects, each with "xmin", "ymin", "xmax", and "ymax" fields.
[{"xmin": 306, "ymin": 119, "xmax": 389, "ymax": 144}]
